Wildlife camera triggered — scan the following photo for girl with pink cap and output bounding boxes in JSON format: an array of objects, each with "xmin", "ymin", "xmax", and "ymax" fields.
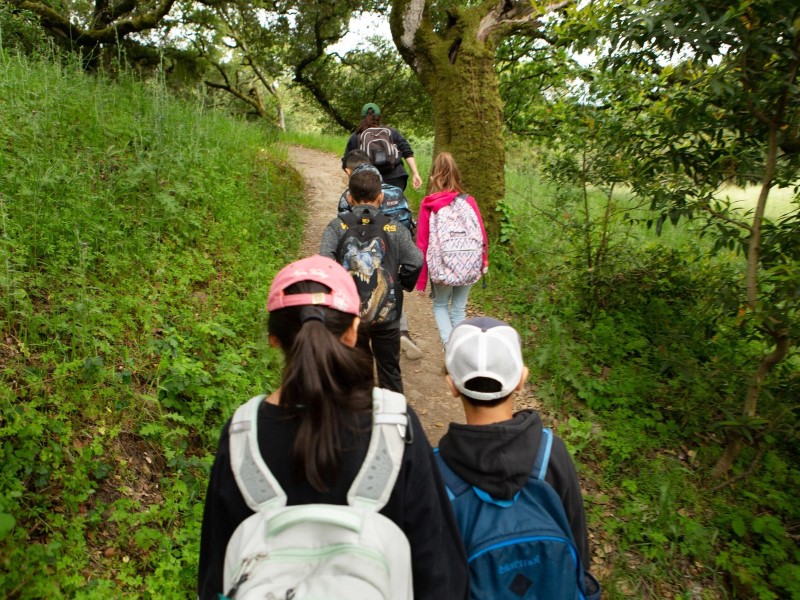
[{"xmin": 197, "ymin": 255, "xmax": 468, "ymax": 600}]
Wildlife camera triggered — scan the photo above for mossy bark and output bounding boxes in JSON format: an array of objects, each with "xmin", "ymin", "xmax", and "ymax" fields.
[
  {"xmin": 424, "ymin": 43, "xmax": 505, "ymax": 237},
  {"xmin": 392, "ymin": 2, "xmax": 506, "ymax": 237}
]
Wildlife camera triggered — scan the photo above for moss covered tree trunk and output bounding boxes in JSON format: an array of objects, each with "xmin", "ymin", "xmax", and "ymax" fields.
[
  {"xmin": 391, "ymin": 0, "xmax": 567, "ymax": 238},
  {"xmin": 422, "ymin": 38, "xmax": 505, "ymax": 235}
]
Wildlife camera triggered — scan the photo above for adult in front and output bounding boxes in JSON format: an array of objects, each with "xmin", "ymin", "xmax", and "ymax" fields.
[
  {"xmin": 197, "ymin": 255, "xmax": 468, "ymax": 600},
  {"xmin": 342, "ymin": 103, "xmax": 422, "ymax": 191}
]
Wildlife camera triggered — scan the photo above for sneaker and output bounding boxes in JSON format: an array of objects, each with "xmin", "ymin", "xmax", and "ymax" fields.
[{"xmin": 400, "ymin": 332, "xmax": 423, "ymax": 361}]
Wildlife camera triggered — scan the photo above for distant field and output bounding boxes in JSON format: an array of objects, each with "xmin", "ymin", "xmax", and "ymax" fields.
[{"xmin": 717, "ymin": 184, "xmax": 797, "ymax": 219}]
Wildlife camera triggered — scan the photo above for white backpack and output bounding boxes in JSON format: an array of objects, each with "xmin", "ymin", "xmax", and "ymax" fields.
[
  {"xmin": 427, "ymin": 194, "xmax": 484, "ymax": 287},
  {"xmin": 223, "ymin": 388, "xmax": 413, "ymax": 600}
]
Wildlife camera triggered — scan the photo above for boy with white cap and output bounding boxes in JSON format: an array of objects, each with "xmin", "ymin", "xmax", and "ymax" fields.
[{"xmin": 437, "ymin": 316, "xmax": 600, "ymax": 599}]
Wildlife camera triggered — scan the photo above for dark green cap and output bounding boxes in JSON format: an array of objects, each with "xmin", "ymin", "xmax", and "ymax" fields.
[{"xmin": 361, "ymin": 102, "xmax": 381, "ymax": 117}]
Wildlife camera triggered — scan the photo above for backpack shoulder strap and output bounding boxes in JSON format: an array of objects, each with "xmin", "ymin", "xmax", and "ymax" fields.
[
  {"xmin": 348, "ymin": 387, "xmax": 409, "ymax": 511},
  {"xmin": 531, "ymin": 426, "xmax": 554, "ymax": 481},
  {"xmin": 228, "ymin": 395, "xmax": 287, "ymax": 512},
  {"xmin": 339, "ymin": 210, "xmax": 359, "ymax": 228},
  {"xmin": 433, "ymin": 449, "xmax": 471, "ymax": 501}
]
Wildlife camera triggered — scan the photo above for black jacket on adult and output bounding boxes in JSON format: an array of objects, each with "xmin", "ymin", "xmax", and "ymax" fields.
[
  {"xmin": 342, "ymin": 126, "xmax": 414, "ymax": 182},
  {"xmin": 198, "ymin": 398, "xmax": 470, "ymax": 600},
  {"xmin": 437, "ymin": 409, "xmax": 591, "ymax": 570}
]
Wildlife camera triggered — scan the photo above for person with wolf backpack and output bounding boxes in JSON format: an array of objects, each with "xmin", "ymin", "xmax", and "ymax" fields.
[
  {"xmin": 197, "ymin": 256, "xmax": 469, "ymax": 600},
  {"xmin": 339, "ymin": 150, "xmax": 422, "ymax": 361},
  {"xmin": 342, "ymin": 102, "xmax": 422, "ymax": 191},
  {"xmin": 415, "ymin": 152, "xmax": 489, "ymax": 347},
  {"xmin": 436, "ymin": 316, "xmax": 602, "ymax": 600}
]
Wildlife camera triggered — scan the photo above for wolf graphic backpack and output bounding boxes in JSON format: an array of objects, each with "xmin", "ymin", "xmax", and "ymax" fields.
[
  {"xmin": 427, "ymin": 194, "xmax": 484, "ymax": 287},
  {"xmin": 435, "ymin": 428, "xmax": 601, "ymax": 600},
  {"xmin": 336, "ymin": 209, "xmax": 400, "ymax": 326},
  {"xmin": 223, "ymin": 388, "xmax": 414, "ymax": 600},
  {"xmin": 359, "ymin": 128, "xmax": 401, "ymax": 173}
]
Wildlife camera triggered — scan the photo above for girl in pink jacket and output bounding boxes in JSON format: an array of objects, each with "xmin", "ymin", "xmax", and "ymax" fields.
[{"xmin": 415, "ymin": 152, "xmax": 489, "ymax": 345}]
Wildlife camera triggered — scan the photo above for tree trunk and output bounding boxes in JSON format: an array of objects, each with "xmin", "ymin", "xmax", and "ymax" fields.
[
  {"xmin": 423, "ymin": 44, "xmax": 505, "ymax": 237},
  {"xmin": 712, "ymin": 124, "xmax": 788, "ymax": 477}
]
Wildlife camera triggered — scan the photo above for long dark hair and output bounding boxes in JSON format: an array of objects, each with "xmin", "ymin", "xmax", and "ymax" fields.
[
  {"xmin": 356, "ymin": 112, "xmax": 382, "ymax": 134},
  {"xmin": 268, "ymin": 280, "xmax": 373, "ymax": 491}
]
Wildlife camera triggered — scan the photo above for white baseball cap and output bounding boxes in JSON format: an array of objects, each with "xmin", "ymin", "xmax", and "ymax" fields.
[{"xmin": 445, "ymin": 317, "xmax": 525, "ymax": 401}]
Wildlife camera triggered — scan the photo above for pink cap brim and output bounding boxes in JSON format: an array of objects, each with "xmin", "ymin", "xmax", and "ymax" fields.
[{"xmin": 267, "ymin": 255, "xmax": 360, "ymax": 316}]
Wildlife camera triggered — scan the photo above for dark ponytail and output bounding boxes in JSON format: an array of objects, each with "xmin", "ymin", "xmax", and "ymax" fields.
[
  {"xmin": 356, "ymin": 113, "xmax": 381, "ymax": 134},
  {"xmin": 268, "ymin": 281, "xmax": 373, "ymax": 491}
]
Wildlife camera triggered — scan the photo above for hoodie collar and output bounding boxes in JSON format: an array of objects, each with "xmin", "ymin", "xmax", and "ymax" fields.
[
  {"xmin": 422, "ymin": 190, "xmax": 461, "ymax": 212},
  {"xmin": 438, "ymin": 410, "xmax": 543, "ymax": 500}
]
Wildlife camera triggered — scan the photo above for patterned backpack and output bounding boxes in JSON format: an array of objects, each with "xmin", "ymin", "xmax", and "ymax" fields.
[
  {"xmin": 336, "ymin": 209, "xmax": 400, "ymax": 327},
  {"xmin": 427, "ymin": 194, "xmax": 484, "ymax": 286}
]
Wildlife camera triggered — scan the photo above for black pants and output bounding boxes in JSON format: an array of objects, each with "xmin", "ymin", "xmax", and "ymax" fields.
[
  {"xmin": 383, "ymin": 174, "xmax": 408, "ymax": 191},
  {"xmin": 356, "ymin": 325, "xmax": 403, "ymax": 393}
]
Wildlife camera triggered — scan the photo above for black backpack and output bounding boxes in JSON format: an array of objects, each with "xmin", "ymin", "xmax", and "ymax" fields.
[
  {"xmin": 336, "ymin": 209, "xmax": 400, "ymax": 327},
  {"xmin": 358, "ymin": 128, "xmax": 401, "ymax": 173}
]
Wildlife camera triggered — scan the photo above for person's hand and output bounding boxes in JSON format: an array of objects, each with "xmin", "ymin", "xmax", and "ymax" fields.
[
  {"xmin": 416, "ymin": 289, "xmax": 426, "ymax": 297},
  {"xmin": 412, "ymin": 173, "xmax": 422, "ymax": 189}
]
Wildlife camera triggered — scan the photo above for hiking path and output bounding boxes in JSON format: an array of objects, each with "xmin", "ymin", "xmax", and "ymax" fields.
[
  {"xmin": 289, "ymin": 145, "xmax": 462, "ymax": 445},
  {"xmin": 288, "ymin": 144, "xmax": 610, "ymax": 581}
]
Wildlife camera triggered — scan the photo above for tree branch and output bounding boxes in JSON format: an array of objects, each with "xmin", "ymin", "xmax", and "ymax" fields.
[{"xmin": 14, "ymin": 0, "xmax": 177, "ymax": 46}]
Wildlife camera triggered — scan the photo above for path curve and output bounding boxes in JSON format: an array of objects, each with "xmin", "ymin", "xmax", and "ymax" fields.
[{"xmin": 288, "ymin": 145, "xmax": 463, "ymax": 444}]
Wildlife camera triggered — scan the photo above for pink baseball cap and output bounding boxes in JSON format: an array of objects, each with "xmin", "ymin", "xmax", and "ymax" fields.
[{"xmin": 267, "ymin": 255, "xmax": 360, "ymax": 316}]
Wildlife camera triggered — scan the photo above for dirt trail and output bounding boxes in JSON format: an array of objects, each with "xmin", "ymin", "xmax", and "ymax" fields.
[
  {"xmin": 289, "ymin": 145, "xmax": 463, "ymax": 445},
  {"xmin": 287, "ymin": 145, "xmax": 612, "ymax": 583}
]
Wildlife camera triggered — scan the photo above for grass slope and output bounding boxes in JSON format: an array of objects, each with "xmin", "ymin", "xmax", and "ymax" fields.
[{"xmin": 0, "ymin": 51, "xmax": 303, "ymax": 597}]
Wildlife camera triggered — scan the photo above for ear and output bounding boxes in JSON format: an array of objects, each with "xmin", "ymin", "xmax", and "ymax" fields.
[
  {"xmin": 376, "ymin": 191, "xmax": 385, "ymax": 204},
  {"xmin": 268, "ymin": 334, "xmax": 282, "ymax": 349},
  {"xmin": 340, "ymin": 317, "xmax": 361, "ymax": 347},
  {"xmin": 445, "ymin": 374, "xmax": 461, "ymax": 398},
  {"xmin": 515, "ymin": 366, "xmax": 530, "ymax": 392},
  {"xmin": 344, "ymin": 167, "xmax": 352, "ymax": 176},
  {"xmin": 345, "ymin": 191, "xmax": 355, "ymax": 206}
]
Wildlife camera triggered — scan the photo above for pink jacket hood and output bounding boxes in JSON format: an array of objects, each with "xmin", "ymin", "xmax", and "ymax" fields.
[{"xmin": 421, "ymin": 190, "xmax": 462, "ymax": 213}]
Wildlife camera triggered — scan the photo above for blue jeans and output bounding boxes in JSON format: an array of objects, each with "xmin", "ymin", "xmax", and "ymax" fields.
[{"xmin": 432, "ymin": 283, "xmax": 473, "ymax": 345}]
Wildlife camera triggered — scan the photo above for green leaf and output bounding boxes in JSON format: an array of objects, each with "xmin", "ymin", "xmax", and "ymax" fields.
[
  {"xmin": 0, "ymin": 513, "xmax": 16, "ymax": 540},
  {"xmin": 731, "ymin": 516, "xmax": 746, "ymax": 537}
]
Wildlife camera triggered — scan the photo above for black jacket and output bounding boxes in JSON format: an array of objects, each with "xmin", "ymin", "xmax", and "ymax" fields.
[
  {"xmin": 438, "ymin": 409, "xmax": 591, "ymax": 570},
  {"xmin": 198, "ymin": 400, "xmax": 469, "ymax": 600}
]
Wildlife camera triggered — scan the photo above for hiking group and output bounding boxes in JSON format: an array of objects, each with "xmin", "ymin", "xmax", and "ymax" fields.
[{"xmin": 197, "ymin": 103, "xmax": 601, "ymax": 600}]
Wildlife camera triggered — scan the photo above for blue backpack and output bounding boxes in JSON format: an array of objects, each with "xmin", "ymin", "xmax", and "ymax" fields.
[
  {"xmin": 435, "ymin": 428, "xmax": 600, "ymax": 600},
  {"xmin": 338, "ymin": 183, "xmax": 416, "ymax": 236}
]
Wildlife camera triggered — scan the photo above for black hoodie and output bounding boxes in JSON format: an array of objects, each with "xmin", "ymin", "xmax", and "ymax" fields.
[{"xmin": 438, "ymin": 409, "xmax": 591, "ymax": 570}]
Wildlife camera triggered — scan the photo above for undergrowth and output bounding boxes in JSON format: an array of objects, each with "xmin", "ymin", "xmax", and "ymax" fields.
[
  {"xmin": 472, "ymin": 170, "xmax": 800, "ymax": 599},
  {"xmin": 0, "ymin": 51, "xmax": 303, "ymax": 597}
]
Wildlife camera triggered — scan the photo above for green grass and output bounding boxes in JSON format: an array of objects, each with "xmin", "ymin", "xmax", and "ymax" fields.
[
  {"xmin": 0, "ymin": 50, "xmax": 304, "ymax": 597},
  {"xmin": 279, "ymin": 129, "xmax": 346, "ymax": 155}
]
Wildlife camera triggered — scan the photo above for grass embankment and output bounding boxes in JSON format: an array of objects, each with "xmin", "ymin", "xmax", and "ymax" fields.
[{"xmin": 0, "ymin": 51, "xmax": 303, "ymax": 597}]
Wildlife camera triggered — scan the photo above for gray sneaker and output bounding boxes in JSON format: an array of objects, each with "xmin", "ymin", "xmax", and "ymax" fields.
[{"xmin": 400, "ymin": 332, "xmax": 423, "ymax": 361}]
